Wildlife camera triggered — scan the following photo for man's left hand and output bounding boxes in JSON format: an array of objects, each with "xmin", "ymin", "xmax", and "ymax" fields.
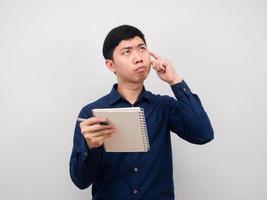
[{"xmin": 150, "ymin": 51, "xmax": 183, "ymax": 85}]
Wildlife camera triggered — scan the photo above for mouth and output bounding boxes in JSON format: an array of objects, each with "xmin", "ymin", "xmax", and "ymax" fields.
[{"xmin": 135, "ymin": 66, "xmax": 146, "ymax": 72}]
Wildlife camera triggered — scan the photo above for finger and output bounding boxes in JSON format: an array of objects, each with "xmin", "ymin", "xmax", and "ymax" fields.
[
  {"xmin": 149, "ymin": 51, "xmax": 161, "ymax": 60},
  {"xmin": 80, "ymin": 117, "xmax": 107, "ymax": 126},
  {"xmin": 151, "ymin": 60, "xmax": 160, "ymax": 69},
  {"xmin": 82, "ymin": 123, "xmax": 115, "ymax": 134},
  {"xmin": 151, "ymin": 60, "xmax": 156, "ymax": 68},
  {"xmin": 153, "ymin": 65, "xmax": 165, "ymax": 73},
  {"xmin": 159, "ymin": 61, "xmax": 166, "ymax": 71},
  {"xmin": 91, "ymin": 128, "xmax": 116, "ymax": 137},
  {"xmin": 83, "ymin": 129, "xmax": 115, "ymax": 143},
  {"xmin": 151, "ymin": 60, "xmax": 157, "ymax": 68},
  {"xmin": 152, "ymin": 62, "xmax": 161, "ymax": 72},
  {"xmin": 155, "ymin": 62, "xmax": 164, "ymax": 72},
  {"xmin": 90, "ymin": 134, "xmax": 112, "ymax": 147},
  {"xmin": 88, "ymin": 125, "xmax": 115, "ymax": 133},
  {"xmin": 85, "ymin": 130, "xmax": 115, "ymax": 145}
]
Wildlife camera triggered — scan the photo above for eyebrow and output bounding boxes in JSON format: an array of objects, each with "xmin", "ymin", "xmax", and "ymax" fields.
[{"xmin": 119, "ymin": 43, "xmax": 146, "ymax": 52}]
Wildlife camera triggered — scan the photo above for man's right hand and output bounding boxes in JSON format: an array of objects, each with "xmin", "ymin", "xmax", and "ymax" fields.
[{"xmin": 79, "ymin": 117, "xmax": 116, "ymax": 148}]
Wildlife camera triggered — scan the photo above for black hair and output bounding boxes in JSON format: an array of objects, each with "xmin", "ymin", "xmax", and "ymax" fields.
[{"xmin": 102, "ymin": 24, "xmax": 146, "ymax": 60}]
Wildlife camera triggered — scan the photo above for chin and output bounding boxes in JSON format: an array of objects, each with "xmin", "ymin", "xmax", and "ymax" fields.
[{"xmin": 134, "ymin": 75, "xmax": 148, "ymax": 83}]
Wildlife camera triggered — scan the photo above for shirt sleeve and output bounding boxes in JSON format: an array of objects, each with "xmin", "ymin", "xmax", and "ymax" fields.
[
  {"xmin": 69, "ymin": 107, "xmax": 103, "ymax": 189},
  {"xmin": 168, "ymin": 80, "xmax": 214, "ymax": 144}
]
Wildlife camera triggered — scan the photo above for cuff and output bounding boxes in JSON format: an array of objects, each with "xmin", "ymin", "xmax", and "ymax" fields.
[
  {"xmin": 80, "ymin": 138, "xmax": 102, "ymax": 161},
  {"xmin": 170, "ymin": 80, "xmax": 192, "ymax": 99}
]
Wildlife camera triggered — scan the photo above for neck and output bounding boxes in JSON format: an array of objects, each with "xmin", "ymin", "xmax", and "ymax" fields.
[{"xmin": 117, "ymin": 81, "xmax": 144, "ymax": 105}]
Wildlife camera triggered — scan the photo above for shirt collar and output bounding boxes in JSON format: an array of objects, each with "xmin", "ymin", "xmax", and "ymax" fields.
[{"xmin": 108, "ymin": 83, "xmax": 153, "ymax": 105}]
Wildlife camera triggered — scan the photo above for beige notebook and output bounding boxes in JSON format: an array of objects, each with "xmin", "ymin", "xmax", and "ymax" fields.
[{"xmin": 92, "ymin": 107, "xmax": 150, "ymax": 152}]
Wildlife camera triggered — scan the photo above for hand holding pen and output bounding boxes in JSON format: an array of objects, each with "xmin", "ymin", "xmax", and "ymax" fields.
[{"xmin": 78, "ymin": 117, "xmax": 116, "ymax": 149}]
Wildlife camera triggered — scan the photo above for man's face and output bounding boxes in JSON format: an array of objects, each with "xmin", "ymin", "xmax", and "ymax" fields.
[{"xmin": 110, "ymin": 36, "xmax": 151, "ymax": 84}]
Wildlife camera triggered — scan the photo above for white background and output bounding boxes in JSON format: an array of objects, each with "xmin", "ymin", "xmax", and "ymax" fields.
[{"xmin": 1, "ymin": 0, "xmax": 266, "ymax": 199}]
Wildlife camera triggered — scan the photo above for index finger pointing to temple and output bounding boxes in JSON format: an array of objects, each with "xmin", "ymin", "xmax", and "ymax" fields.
[{"xmin": 150, "ymin": 51, "xmax": 161, "ymax": 60}]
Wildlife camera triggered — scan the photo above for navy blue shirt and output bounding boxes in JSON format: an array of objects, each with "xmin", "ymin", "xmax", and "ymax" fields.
[{"xmin": 69, "ymin": 80, "xmax": 214, "ymax": 200}]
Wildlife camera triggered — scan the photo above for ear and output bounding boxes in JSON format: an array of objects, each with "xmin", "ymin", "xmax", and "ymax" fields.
[{"xmin": 105, "ymin": 59, "xmax": 116, "ymax": 73}]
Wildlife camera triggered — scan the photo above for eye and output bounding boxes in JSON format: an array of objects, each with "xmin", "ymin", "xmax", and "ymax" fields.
[
  {"xmin": 139, "ymin": 46, "xmax": 146, "ymax": 51},
  {"xmin": 122, "ymin": 50, "xmax": 130, "ymax": 55}
]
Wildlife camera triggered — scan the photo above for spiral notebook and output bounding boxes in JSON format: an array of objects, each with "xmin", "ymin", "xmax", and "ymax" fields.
[{"xmin": 92, "ymin": 107, "xmax": 150, "ymax": 152}]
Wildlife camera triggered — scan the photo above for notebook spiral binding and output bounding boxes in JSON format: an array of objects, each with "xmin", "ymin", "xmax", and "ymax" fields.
[{"xmin": 139, "ymin": 108, "xmax": 150, "ymax": 151}]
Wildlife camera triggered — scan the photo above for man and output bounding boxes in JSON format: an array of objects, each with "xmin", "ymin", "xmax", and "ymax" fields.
[{"xmin": 69, "ymin": 24, "xmax": 214, "ymax": 199}]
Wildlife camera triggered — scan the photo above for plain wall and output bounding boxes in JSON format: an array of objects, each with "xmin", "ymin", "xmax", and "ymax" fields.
[{"xmin": 1, "ymin": 0, "xmax": 266, "ymax": 199}]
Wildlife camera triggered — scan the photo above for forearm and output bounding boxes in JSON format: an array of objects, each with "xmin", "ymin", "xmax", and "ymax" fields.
[
  {"xmin": 169, "ymin": 80, "xmax": 214, "ymax": 144},
  {"xmin": 69, "ymin": 119, "xmax": 102, "ymax": 189}
]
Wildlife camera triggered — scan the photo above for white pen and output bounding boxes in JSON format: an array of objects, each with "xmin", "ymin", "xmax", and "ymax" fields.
[
  {"xmin": 77, "ymin": 117, "xmax": 86, "ymax": 122},
  {"xmin": 77, "ymin": 117, "xmax": 109, "ymax": 125}
]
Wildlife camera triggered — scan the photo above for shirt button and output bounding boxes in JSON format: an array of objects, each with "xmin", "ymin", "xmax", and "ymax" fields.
[
  {"xmin": 183, "ymin": 88, "xmax": 187, "ymax": 92},
  {"xmin": 133, "ymin": 189, "xmax": 138, "ymax": 194},
  {"xmin": 133, "ymin": 167, "xmax": 138, "ymax": 172},
  {"xmin": 84, "ymin": 152, "xmax": 87, "ymax": 156}
]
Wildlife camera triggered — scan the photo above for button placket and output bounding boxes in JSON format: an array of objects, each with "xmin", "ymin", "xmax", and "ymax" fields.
[{"xmin": 131, "ymin": 165, "xmax": 139, "ymax": 197}]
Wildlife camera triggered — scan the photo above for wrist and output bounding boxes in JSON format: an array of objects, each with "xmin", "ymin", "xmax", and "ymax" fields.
[{"xmin": 168, "ymin": 75, "xmax": 183, "ymax": 85}]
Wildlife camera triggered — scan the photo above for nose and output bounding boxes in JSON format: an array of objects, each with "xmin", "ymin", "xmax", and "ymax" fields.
[{"xmin": 133, "ymin": 50, "xmax": 143, "ymax": 64}]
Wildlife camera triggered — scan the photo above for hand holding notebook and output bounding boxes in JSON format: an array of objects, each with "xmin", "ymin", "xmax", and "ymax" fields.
[{"xmin": 91, "ymin": 107, "xmax": 150, "ymax": 152}]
